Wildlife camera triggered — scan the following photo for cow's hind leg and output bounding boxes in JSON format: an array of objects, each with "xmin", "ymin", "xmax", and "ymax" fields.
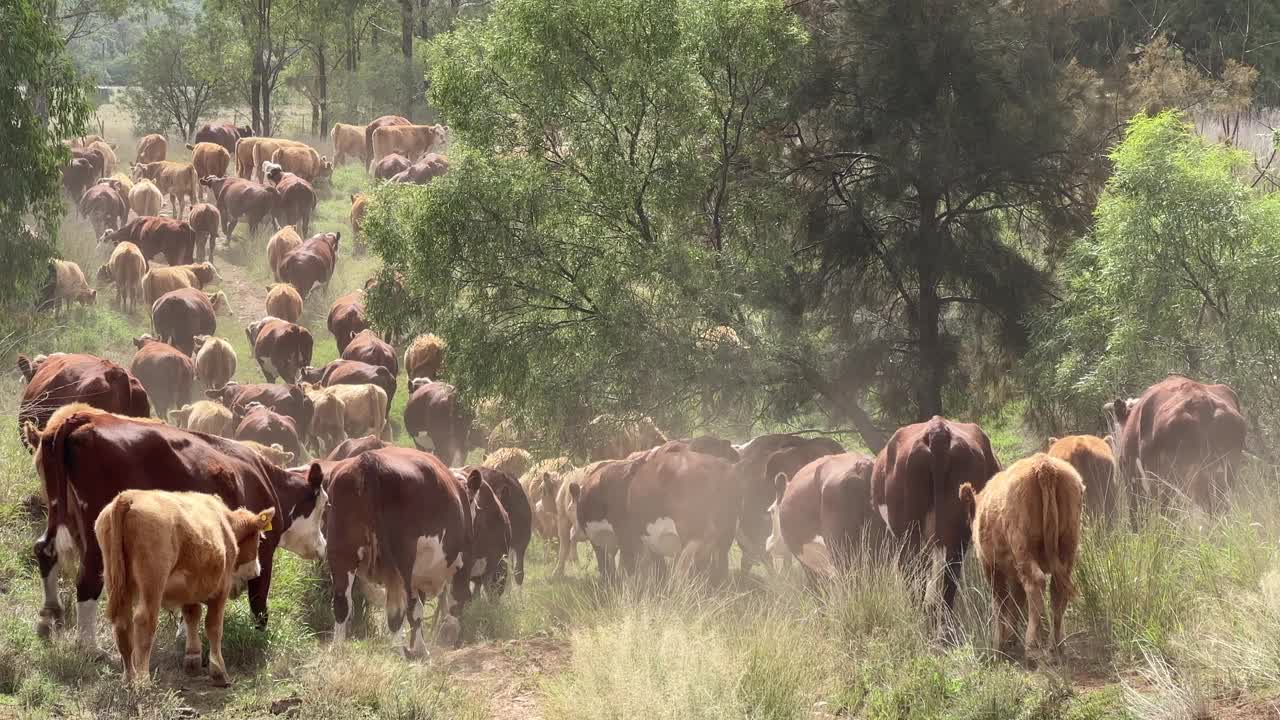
[
  {"xmin": 1049, "ymin": 570, "xmax": 1074, "ymax": 655},
  {"xmin": 76, "ymin": 537, "xmax": 107, "ymax": 650},
  {"xmin": 204, "ymin": 594, "xmax": 231, "ymax": 687},
  {"xmin": 181, "ymin": 604, "xmax": 203, "ymax": 675},
  {"xmin": 34, "ymin": 531, "xmax": 64, "ymax": 639},
  {"xmin": 129, "ymin": 583, "xmax": 162, "ymax": 684},
  {"xmin": 1019, "ymin": 564, "xmax": 1046, "ymax": 661},
  {"xmin": 112, "ymin": 611, "xmax": 135, "ymax": 683}
]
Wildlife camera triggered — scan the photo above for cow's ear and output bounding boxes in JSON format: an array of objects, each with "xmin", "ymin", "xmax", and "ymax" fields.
[
  {"xmin": 22, "ymin": 421, "xmax": 40, "ymax": 449},
  {"xmin": 307, "ymin": 463, "xmax": 324, "ymax": 491},
  {"xmin": 773, "ymin": 472, "xmax": 788, "ymax": 500},
  {"xmin": 205, "ymin": 388, "xmax": 222, "ymax": 401},
  {"xmin": 467, "ymin": 469, "xmax": 483, "ymax": 495},
  {"xmin": 569, "ymin": 482, "xmax": 581, "ymax": 501},
  {"xmin": 1048, "ymin": 436, "xmax": 1059, "ymax": 446},
  {"xmin": 256, "ymin": 507, "xmax": 276, "ymax": 532},
  {"xmin": 1112, "ymin": 398, "xmax": 1129, "ymax": 422}
]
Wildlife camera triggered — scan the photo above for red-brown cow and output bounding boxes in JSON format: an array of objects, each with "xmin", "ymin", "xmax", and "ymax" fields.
[
  {"xmin": 235, "ymin": 402, "xmax": 304, "ymax": 460},
  {"xmin": 278, "ymin": 231, "xmax": 340, "ymax": 297},
  {"xmin": 186, "ymin": 142, "xmax": 232, "ymax": 184},
  {"xmin": 246, "ymin": 317, "xmax": 314, "ymax": 384},
  {"xmin": 17, "ymin": 354, "xmax": 150, "ymax": 449},
  {"xmin": 100, "ymin": 216, "xmax": 197, "ymax": 265},
  {"xmin": 130, "ymin": 335, "xmax": 196, "ymax": 418},
  {"xmin": 327, "ymin": 290, "xmax": 368, "ymax": 354},
  {"xmin": 301, "ymin": 359, "xmax": 396, "ymax": 414},
  {"xmin": 187, "ymin": 203, "xmax": 222, "ymax": 262},
  {"xmin": 206, "ymin": 381, "xmax": 314, "ymax": 443},
  {"xmin": 79, "ymin": 183, "xmax": 128, "ymax": 236},
  {"xmin": 462, "ymin": 465, "xmax": 532, "ymax": 588},
  {"xmin": 769, "ymin": 452, "xmax": 878, "ymax": 580},
  {"xmin": 342, "ymin": 329, "xmax": 397, "ymax": 379},
  {"xmin": 325, "ymin": 434, "xmax": 390, "ymax": 461},
  {"xmin": 1108, "ymin": 375, "xmax": 1247, "ymax": 518},
  {"xmin": 325, "ymin": 447, "xmax": 471, "ymax": 654},
  {"xmin": 151, "ymin": 288, "xmax": 228, "ymax": 356},
  {"xmin": 201, "ymin": 175, "xmax": 277, "ymax": 237},
  {"xmin": 194, "ymin": 122, "xmax": 253, "ymax": 158},
  {"xmin": 267, "ymin": 171, "xmax": 317, "ymax": 236},
  {"xmin": 25, "ymin": 404, "xmax": 326, "ymax": 645},
  {"xmin": 62, "ymin": 158, "xmax": 97, "ymax": 200},
  {"xmin": 390, "ymin": 153, "xmax": 449, "ymax": 185},
  {"xmin": 871, "ymin": 416, "xmax": 1000, "ymax": 610},
  {"xmin": 404, "ymin": 378, "xmax": 475, "ymax": 466},
  {"xmin": 1047, "ymin": 435, "xmax": 1119, "ymax": 521},
  {"xmin": 372, "ymin": 153, "xmax": 411, "ymax": 180},
  {"xmin": 455, "ymin": 469, "xmax": 511, "ymax": 596}
]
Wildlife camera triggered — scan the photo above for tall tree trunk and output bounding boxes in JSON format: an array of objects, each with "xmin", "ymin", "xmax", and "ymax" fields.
[
  {"xmin": 250, "ymin": 50, "xmax": 265, "ymax": 135},
  {"xmin": 914, "ymin": 193, "xmax": 944, "ymax": 421},
  {"xmin": 318, "ymin": 47, "xmax": 330, "ymax": 137},
  {"xmin": 399, "ymin": 0, "xmax": 414, "ymax": 59}
]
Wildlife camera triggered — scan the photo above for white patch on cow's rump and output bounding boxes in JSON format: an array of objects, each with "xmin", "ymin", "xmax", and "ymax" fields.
[
  {"xmin": 643, "ymin": 516, "xmax": 681, "ymax": 557},
  {"xmin": 877, "ymin": 503, "xmax": 890, "ymax": 529},
  {"xmin": 470, "ymin": 557, "xmax": 487, "ymax": 578},
  {"xmin": 410, "ymin": 533, "xmax": 450, "ymax": 597},
  {"xmin": 76, "ymin": 599, "xmax": 97, "ymax": 648},
  {"xmin": 332, "ymin": 571, "xmax": 354, "ymax": 644},
  {"xmin": 584, "ymin": 520, "xmax": 617, "ymax": 550},
  {"xmin": 798, "ymin": 535, "xmax": 836, "ymax": 578},
  {"xmin": 279, "ymin": 490, "xmax": 328, "ymax": 560}
]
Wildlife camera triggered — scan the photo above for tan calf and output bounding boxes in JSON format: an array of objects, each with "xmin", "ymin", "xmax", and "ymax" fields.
[
  {"xmin": 553, "ymin": 463, "xmax": 600, "ymax": 577},
  {"xmin": 330, "ymin": 123, "xmax": 366, "ymax": 166},
  {"xmin": 132, "ymin": 161, "xmax": 200, "ymax": 219},
  {"xmin": 235, "ymin": 440, "xmax": 296, "ymax": 467},
  {"xmin": 483, "ymin": 447, "xmax": 532, "ymax": 479},
  {"xmin": 520, "ymin": 456, "xmax": 572, "ymax": 542},
  {"xmin": 303, "ymin": 384, "xmax": 347, "ymax": 456},
  {"xmin": 45, "ymin": 260, "xmax": 96, "ymax": 316},
  {"xmin": 251, "ymin": 138, "xmax": 308, "ymax": 181},
  {"xmin": 142, "ymin": 262, "xmax": 223, "ymax": 306},
  {"xmin": 192, "ymin": 335, "xmax": 236, "ymax": 390},
  {"xmin": 96, "ymin": 241, "xmax": 147, "ymax": 314},
  {"xmin": 1047, "ymin": 435, "xmax": 1118, "ymax": 520},
  {"xmin": 135, "ymin": 134, "xmax": 167, "ymax": 165},
  {"xmin": 350, "ymin": 193, "xmax": 368, "ymax": 250},
  {"xmin": 168, "ymin": 400, "xmax": 235, "ymax": 436},
  {"xmin": 187, "ymin": 203, "xmax": 221, "ymax": 262},
  {"xmin": 271, "ymin": 146, "xmax": 333, "ymax": 184},
  {"xmin": 128, "ymin": 179, "xmax": 163, "ymax": 218},
  {"xmin": 267, "ymin": 225, "xmax": 302, "ymax": 281},
  {"xmin": 960, "ymin": 453, "xmax": 1084, "ymax": 658},
  {"xmin": 96, "ymin": 489, "xmax": 274, "ymax": 686},
  {"xmin": 88, "ymin": 140, "xmax": 118, "ymax": 176},
  {"xmin": 265, "ymin": 283, "xmax": 303, "ymax": 323},
  {"xmin": 186, "ymin": 142, "xmax": 232, "ymax": 188},
  {"xmin": 371, "ymin": 123, "xmax": 446, "ymax": 165},
  {"xmin": 404, "ymin": 334, "xmax": 446, "ymax": 383}
]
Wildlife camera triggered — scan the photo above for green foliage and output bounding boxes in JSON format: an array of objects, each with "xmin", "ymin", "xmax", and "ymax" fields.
[
  {"xmin": 365, "ymin": 0, "xmax": 806, "ymax": 448},
  {"xmin": 0, "ymin": 0, "xmax": 90, "ymax": 315},
  {"xmin": 1029, "ymin": 111, "xmax": 1280, "ymax": 442}
]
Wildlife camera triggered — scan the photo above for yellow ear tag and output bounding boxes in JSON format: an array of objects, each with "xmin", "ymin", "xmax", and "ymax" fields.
[{"xmin": 263, "ymin": 516, "xmax": 273, "ymax": 532}]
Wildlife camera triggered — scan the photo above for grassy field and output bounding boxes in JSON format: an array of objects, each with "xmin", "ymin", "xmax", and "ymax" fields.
[{"xmin": 6, "ymin": 108, "xmax": 1280, "ymax": 719}]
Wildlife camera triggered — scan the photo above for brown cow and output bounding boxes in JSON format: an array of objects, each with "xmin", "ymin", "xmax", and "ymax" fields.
[
  {"xmin": 135, "ymin": 134, "xmax": 167, "ymax": 165},
  {"xmin": 130, "ymin": 335, "xmax": 196, "ymax": 417},
  {"xmin": 265, "ymin": 283, "xmax": 303, "ymax": 324},
  {"xmin": 268, "ymin": 172, "xmax": 317, "ymax": 236},
  {"xmin": 205, "ymin": 381, "xmax": 314, "ymax": 443},
  {"xmin": 40, "ymin": 259, "xmax": 96, "ymax": 316},
  {"xmin": 455, "ymin": 469, "xmax": 512, "ymax": 596},
  {"xmin": 128, "ymin": 179, "xmax": 163, "ymax": 218},
  {"xmin": 100, "ymin": 216, "xmax": 197, "ymax": 265},
  {"xmin": 193, "ymin": 335, "xmax": 237, "ymax": 391},
  {"xmin": 187, "ymin": 203, "xmax": 222, "ymax": 261},
  {"xmin": 404, "ymin": 378, "xmax": 475, "ymax": 466},
  {"xmin": 71, "ymin": 147, "xmax": 106, "ymax": 180},
  {"xmin": 371, "ymin": 124, "xmax": 446, "ymax": 166},
  {"xmin": 271, "ymin": 146, "xmax": 333, "ymax": 184},
  {"xmin": 330, "ymin": 122, "xmax": 366, "ymax": 167},
  {"xmin": 132, "ymin": 161, "xmax": 199, "ymax": 219},
  {"xmin": 186, "ymin": 142, "xmax": 232, "ymax": 189},
  {"xmin": 169, "ymin": 400, "xmax": 235, "ymax": 437},
  {"xmin": 325, "ymin": 447, "xmax": 471, "ymax": 653},
  {"xmin": 364, "ymin": 115, "xmax": 410, "ymax": 169},
  {"xmin": 342, "ymin": 329, "xmax": 397, "ymax": 379},
  {"xmin": 235, "ymin": 402, "xmax": 304, "ymax": 460},
  {"xmin": 62, "ymin": 157, "xmax": 96, "ymax": 200},
  {"xmin": 372, "ymin": 153, "xmax": 411, "ymax": 180},
  {"xmin": 463, "ymin": 465, "xmax": 532, "ymax": 588},
  {"xmin": 97, "ymin": 489, "xmax": 274, "ymax": 685},
  {"xmin": 151, "ymin": 288, "xmax": 228, "ymax": 356},
  {"xmin": 960, "ymin": 453, "xmax": 1084, "ymax": 658},
  {"xmin": 390, "ymin": 153, "xmax": 449, "ymax": 185},
  {"xmin": 350, "ymin": 193, "xmax": 369, "ymax": 253},
  {"xmin": 769, "ymin": 452, "xmax": 877, "ymax": 580},
  {"xmin": 326, "ymin": 434, "xmax": 390, "ymax": 461},
  {"xmin": 871, "ymin": 417, "xmax": 1000, "ymax": 610},
  {"xmin": 86, "ymin": 141, "xmax": 118, "ymax": 176},
  {"xmin": 1047, "ymin": 435, "xmax": 1118, "ymax": 521},
  {"xmin": 195, "ymin": 122, "xmax": 253, "ymax": 158},
  {"xmin": 202, "ymin": 175, "xmax": 277, "ymax": 237},
  {"xmin": 79, "ymin": 183, "xmax": 128, "ymax": 236},
  {"xmin": 246, "ymin": 317, "xmax": 314, "ymax": 383},
  {"xmin": 251, "ymin": 139, "xmax": 310, "ymax": 181},
  {"xmin": 404, "ymin": 334, "xmax": 446, "ymax": 382},
  {"xmin": 327, "ymin": 291, "xmax": 368, "ymax": 354},
  {"xmin": 234, "ymin": 137, "xmax": 262, "ymax": 179},
  {"xmin": 96, "ymin": 241, "xmax": 147, "ymax": 314},
  {"xmin": 301, "ymin": 359, "xmax": 397, "ymax": 413},
  {"xmin": 142, "ymin": 262, "xmax": 222, "ymax": 306},
  {"xmin": 302, "ymin": 384, "xmax": 347, "ymax": 457},
  {"xmin": 278, "ymin": 231, "xmax": 340, "ymax": 297},
  {"xmin": 1108, "ymin": 375, "xmax": 1246, "ymax": 518},
  {"xmin": 17, "ymin": 354, "xmax": 150, "ymax": 449},
  {"xmin": 267, "ymin": 226, "xmax": 303, "ymax": 281},
  {"xmin": 25, "ymin": 403, "xmax": 326, "ymax": 643},
  {"xmin": 305, "ymin": 382, "xmax": 388, "ymax": 445}
]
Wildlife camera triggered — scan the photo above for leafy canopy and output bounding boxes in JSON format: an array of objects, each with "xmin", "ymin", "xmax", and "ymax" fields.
[{"xmin": 365, "ymin": 0, "xmax": 806, "ymax": 449}]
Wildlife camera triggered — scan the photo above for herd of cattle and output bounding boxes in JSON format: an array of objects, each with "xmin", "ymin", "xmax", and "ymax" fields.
[{"xmin": 16, "ymin": 119, "xmax": 1251, "ymax": 687}]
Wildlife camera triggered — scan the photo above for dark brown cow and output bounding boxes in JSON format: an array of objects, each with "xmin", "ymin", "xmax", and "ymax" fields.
[
  {"xmin": 62, "ymin": 158, "xmax": 97, "ymax": 200},
  {"xmin": 871, "ymin": 416, "xmax": 1000, "ymax": 610},
  {"xmin": 268, "ymin": 172, "xmax": 317, "ymax": 236},
  {"xmin": 342, "ymin": 329, "xmax": 397, "ymax": 379},
  {"xmin": 100, "ymin": 216, "xmax": 197, "ymax": 265},
  {"xmin": 206, "ymin": 381, "xmax": 314, "ymax": 443},
  {"xmin": 404, "ymin": 378, "xmax": 475, "ymax": 466},
  {"xmin": 151, "ymin": 288, "xmax": 228, "ymax": 356},
  {"xmin": 24, "ymin": 404, "xmax": 326, "ymax": 644},
  {"xmin": 1108, "ymin": 375, "xmax": 1247, "ymax": 518},
  {"xmin": 246, "ymin": 317, "xmax": 314, "ymax": 384},
  {"xmin": 325, "ymin": 447, "xmax": 471, "ymax": 654},
  {"xmin": 456, "ymin": 469, "xmax": 511, "ymax": 596},
  {"xmin": 463, "ymin": 465, "xmax": 532, "ymax": 587},
  {"xmin": 372, "ymin": 153, "xmax": 411, "ymax": 180},
  {"xmin": 301, "ymin": 359, "xmax": 396, "ymax": 414},
  {"xmin": 17, "ymin": 354, "xmax": 150, "ymax": 449},
  {"xmin": 79, "ymin": 183, "xmax": 128, "ymax": 236},
  {"xmin": 770, "ymin": 452, "xmax": 877, "ymax": 580},
  {"xmin": 129, "ymin": 335, "xmax": 195, "ymax": 418},
  {"xmin": 364, "ymin": 115, "xmax": 410, "ymax": 170},
  {"xmin": 278, "ymin": 231, "xmax": 340, "ymax": 297},
  {"xmin": 390, "ymin": 153, "xmax": 449, "ymax": 185},
  {"xmin": 70, "ymin": 147, "xmax": 106, "ymax": 182},
  {"xmin": 733, "ymin": 434, "xmax": 845, "ymax": 573},
  {"xmin": 235, "ymin": 403, "xmax": 304, "ymax": 460},
  {"xmin": 201, "ymin": 175, "xmax": 277, "ymax": 237},
  {"xmin": 194, "ymin": 122, "xmax": 254, "ymax": 157},
  {"xmin": 325, "ymin": 434, "xmax": 390, "ymax": 461},
  {"xmin": 327, "ymin": 290, "xmax": 368, "ymax": 354},
  {"xmin": 570, "ymin": 441, "xmax": 740, "ymax": 581}
]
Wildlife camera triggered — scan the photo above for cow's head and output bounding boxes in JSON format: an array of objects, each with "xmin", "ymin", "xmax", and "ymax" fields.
[
  {"xmin": 76, "ymin": 288, "xmax": 97, "ymax": 306},
  {"xmin": 237, "ymin": 125, "xmax": 254, "ymax": 138},
  {"xmin": 168, "ymin": 404, "xmax": 195, "ymax": 428},
  {"xmin": 17, "ymin": 355, "xmax": 35, "ymax": 383},
  {"xmin": 193, "ymin": 262, "xmax": 223, "ymax": 285},
  {"xmin": 95, "ymin": 263, "xmax": 113, "ymax": 286},
  {"xmin": 319, "ymin": 158, "xmax": 334, "ymax": 180},
  {"xmin": 229, "ymin": 506, "xmax": 276, "ymax": 581},
  {"xmin": 299, "ymin": 365, "xmax": 325, "ymax": 384},
  {"xmin": 276, "ymin": 463, "xmax": 327, "ymax": 560},
  {"xmin": 98, "ymin": 224, "xmax": 125, "ymax": 246},
  {"xmin": 205, "ymin": 290, "xmax": 230, "ymax": 316},
  {"xmin": 262, "ymin": 161, "xmax": 283, "ymax": 184},
  {"xmin": 131, "ymin": 161, "xmax": 155, "ymax": 181}
]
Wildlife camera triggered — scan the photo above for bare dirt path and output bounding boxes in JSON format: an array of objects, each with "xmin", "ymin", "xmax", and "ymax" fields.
[{"xmin": 437, "ymin": 637, "xmax": 568, "ymax": 720}]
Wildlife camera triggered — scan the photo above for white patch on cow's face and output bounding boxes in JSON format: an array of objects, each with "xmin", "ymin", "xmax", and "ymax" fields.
[
  {"xmin": 76, "ymin": 600, "xmax": 97, "ymax": 648},
  {"xmin": 234, "ymin": 557, "xmax": 262, "ymax": 583},
  {"xmin": 410, "ymin": 533, "xmax": 451, "ymax": 597},
  {"xmin": 584, "ymin": 520, "xmax": 616, "ymax": 550},
  {"xmin": 877, "ymin": 503, "xmax": 890, "ymax": 530},
  {"xmin": 333, "ymin": 571, "xmax": 354, "ymax": 644},
  {"xmin": 470, "ymin": 557, "xmax": 487, "ymax": 578},
  {"xmin": 279, "ymin": 490, "xmax": 328, "ymax": 560},
  {"xmin": 798, "ymin": 536, "xmax": 835, "ymax": 579},
  {"xmin": 642, "ymin": 516, "xmax": 681, "ymax": 557}
]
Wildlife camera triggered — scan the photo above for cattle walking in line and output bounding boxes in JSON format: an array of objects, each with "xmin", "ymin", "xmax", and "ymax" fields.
[
  {"xmin": 246, "ymin": 317, "xmax": 314, "ymax": 384},
  {"xmin": 18, "ymin": 354, "xmax": 151, "ymax": 450},
  {"xmin": 96, "ymin": 489, "xmax": 274, "ymax": 686},
  {"xmin": 135, "ymin": 134, "xmax": 167, "ymax": 165},
  {"xmin": 960, "ymin": 453, "xmax": 1084, "ymax": 660},
  {"xmin": 202, "ymin": 175, "xmax": 278, "ymax": 238},
  {"xmin": 193, "ymin": 335, "xmax": 237, "ymax": 390},
  {"xmin": 151, "ymin": 288, "xmax": 229, "ymax": 356},
  {"xmin": 404, "ymin": 378, "xmax": 476, "ymax": 466},
  {"xmin": 301, "ymin": 359, "xmax": 397, "ymax": 414}
]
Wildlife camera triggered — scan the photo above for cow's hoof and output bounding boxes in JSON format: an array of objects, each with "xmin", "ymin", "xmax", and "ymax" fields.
[
  {"xmin": 183, "ymin": 654, "xmax": 202, "ymax": 676},
  {"xmin": 35, "ymin": 618, "xmax": 55, "ymax": 641},
  {"xmin": 400, "ymin": 644, "xmax": 427, "ymax": 661},
  {"xmin": 436, "ymin": 617, "xmax": 460, "ymax": 648},
  {"xmin": 209, "ymin": 669, "xmax": 231, "ymax": 688}
]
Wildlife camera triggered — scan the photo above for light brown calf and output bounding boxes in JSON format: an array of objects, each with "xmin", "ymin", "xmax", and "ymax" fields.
[
  {"xmin": 193, "ymin": 335, "xmax": 237, "ymax": 390},
  {"xmin": 96, "ymin": 489, "xmax": 273, "ymax": 686},
  {"xmin": 186, "ymin": 142, "xmax": 232, "ymax": 188},
  {"xmin": 128, "ymin": 179, "xmax": 163, "ymax": 218},
  {"xmin": 142, "ymin": 262, "xmax": 222, "ymax": 306},
  {"xmin": 960, "ymin": 453, "xmax": 1084, "ymax": 659},
  {"xmin": 132, "ymin": 161, "xmax": 200, "ymax": 219},
  {"xmin": 265, "ymin": 283, "xmax": 303, "ymax": 323},
  {"xmin": 330, "ymin": 123, "xmax": 366, "ymax": 166},
  {"xmin": 1047, "ymin": 435, "xmax": 1118, "ymax": 521},
  {"xmin": 267, "ymin": 225, "xmax": 302, "ymax": 281},
  {"xmin": 168, "ymin": 400, "xmax": 235, "ymax": 436},
  {"xmin": 520, "ymin": 456, "xmax": 572, "ymax": 542},
  {"xmin": 96, "ymin": 241, "xmax": 147, "ymax": 314},
  {"xmin": 45, "ymin": 260, "xmax": 96, "ymax": 316},
  {"xmin": 483, "ymin": 447, "xmax": 532, "ymax": 479}
]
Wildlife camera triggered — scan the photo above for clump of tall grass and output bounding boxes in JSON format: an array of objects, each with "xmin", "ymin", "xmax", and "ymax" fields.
[{"xmin": 292, "ymin": 645, "xmax": 486, "ymax": 720}]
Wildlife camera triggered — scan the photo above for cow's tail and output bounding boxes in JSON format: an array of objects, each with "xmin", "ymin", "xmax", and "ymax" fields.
[
  {"xmin": 37, "ymin": 410, "xmax": 95, "ymax": 552},
  {"xmin": 100, "ymin": 494, "xmax": 132, "ymax": 621},
  {"xmin": 926, "ymin": 419, "xmax": 951, "ymax": 524},
  {"xmin": 1037, "ymin": 457, "xmax": 1072, "ymax": 596},
  {"xmin": 957, "ymin": 483, "xmax": 977, "ymax": 521}
]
